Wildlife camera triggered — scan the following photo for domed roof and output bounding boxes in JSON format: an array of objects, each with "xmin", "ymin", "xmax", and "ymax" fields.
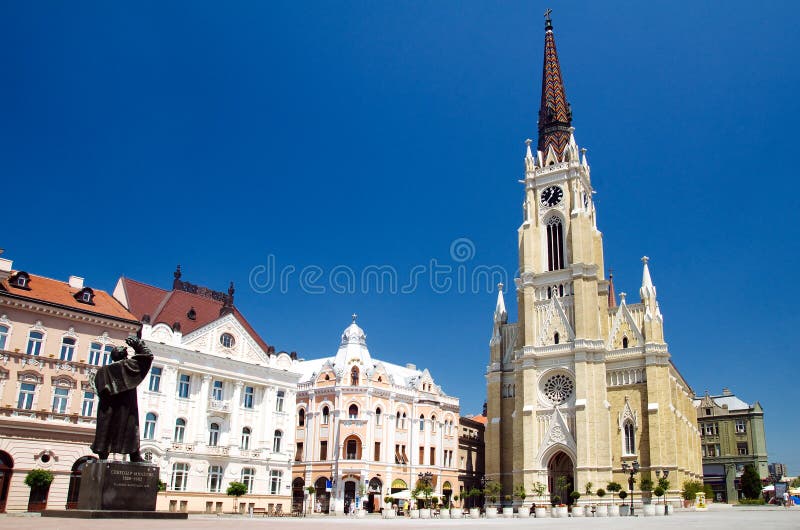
[
  {"xmin": 341, "ymin": 320, "xmax": 366, "ymax": 346},
  {"xmin": 334, "ymin": 315, "xmax": 371, "ymax": 367}
]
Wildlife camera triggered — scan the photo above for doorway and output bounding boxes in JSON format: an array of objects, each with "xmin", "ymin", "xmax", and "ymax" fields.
[
  {"xmin": 547, "ymin": 451, "xmax": 574, "ymax": 505},
  {"xmin": 292, "ymin": 477, "xmax": 305, "ymax": 514},
  {"xmin": 367, "ymin": 477, "xmax": 382, "ymax": 512},
  {"xmin": 314, "ymin": 477, "xmax": 330, "ymax": 513},
  {"xmin": 0, "ymin": 451, "xmax": 12, "ymax": 513},
  {"xmin": 344, "ymin": 481, "xmax": 356, "ymax": 513}
]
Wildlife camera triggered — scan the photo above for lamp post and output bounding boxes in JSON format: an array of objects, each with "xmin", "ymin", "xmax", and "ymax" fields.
[
  {"xmin": 621, "ymin": 460, "xmax": 640, "ymax": 516},
  {"xmin": 655, "ymin": 469, "xmax": 670, "ymax": 515}
]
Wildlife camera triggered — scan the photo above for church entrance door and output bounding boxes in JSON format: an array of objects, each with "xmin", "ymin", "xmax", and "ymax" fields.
[{"xmin": 547, "ymin": 451, "xmax": 574, "ymax": 505}]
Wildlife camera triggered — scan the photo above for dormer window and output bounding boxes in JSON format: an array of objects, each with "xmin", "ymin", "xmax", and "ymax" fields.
[
  {"xmin": 74, "ymin": 287, "xmax": 95, "ymax": 305},
  {"xmin": 187, "ymin": 307, "xmax": 197, "ymax": 320},
  {"xmin": 10, "ymin": 271, "xmax": 31, "ymax": 290}
]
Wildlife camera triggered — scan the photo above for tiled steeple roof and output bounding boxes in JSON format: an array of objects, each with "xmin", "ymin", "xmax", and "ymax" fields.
[{"xmin": 537, "ymin": 11, "xmax": 573, "ymax": 160}]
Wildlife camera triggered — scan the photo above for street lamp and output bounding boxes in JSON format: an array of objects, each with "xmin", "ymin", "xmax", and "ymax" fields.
[
  {"xmin": 655, "ymin": 469, "xmax": 670, "ymax": 515},
  {"xmin": 621, "ymin": 460, "xmax": 640, "ymax": 516}
]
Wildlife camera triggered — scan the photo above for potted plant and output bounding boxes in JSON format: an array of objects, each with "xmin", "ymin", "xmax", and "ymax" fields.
[
  {"xmin": 24, "ymin": 469, "xmax": 54, "ymax": 512},
  {"xmin": 619, "ymin": 490, "xmax": 629, "ymax": 516},
  {"xmin": 652, "ymin": 486, "xmax": 665, "ymax": 516},
  {"xmin": 595, "ymin": 488, "xmax": 608, "ymax": 517},
  {"xmin": 468, "ymin": 487, "xmax": 482, "ymax": 518},
  {"xmin": 570, "ymin": 491, "xmax": 583, "ymax": 517},
  {"xmin": 498, "ymin": 494, "xmax": 511, "ymax": 518},
  {"xmin": 226, "ymin": 481, "xmax": 248, "ymax": 513},
  {"xmin": 682, "ymin": 480, "xmax": 701, "ymax": 508},
  {"xmin": 483, "ymin": 480, "xmax": 501, "ymax": 518},
  {"xmin": 514, "ymin": 484, "xmax": 529, "ymax": 518},
  {"xmin": 554, "ymin": 476, "xmax": 569, "ymax": 517},
  {"xmin": 658, "ymin": 476, "xmax": 672, "ymax": 514},
  {"xmin": 451, "ymin": 495, "xmax": 462, "ymax": 518},
  {"xmin": 383, "ymin": 496, "xmax": 396, "ymax": 518},
  {"xmin": 532, "ymin": 482, "xmax": 547, "ymax": 518},
  {"xmin": 640, "ymin": 478, "xmax": 655, "ymax": 516},
  {"xmin": 550, "ymin": 496, "xmax": 561, "ymax": 518},
  {"xmin": 606, "ymin": 482, "xmax": 622, "ymax": 516},
  {"xmin": 410, "ymin": 485, "xmax": 421, "ymax": 518}
]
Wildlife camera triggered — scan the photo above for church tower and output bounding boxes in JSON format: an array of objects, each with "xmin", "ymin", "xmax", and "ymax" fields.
[{"xmin": 485, "ymin": 11, "xmax": 702, "ymax": 506}]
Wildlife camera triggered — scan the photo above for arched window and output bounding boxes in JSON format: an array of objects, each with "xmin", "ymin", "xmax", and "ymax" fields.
[
  {"xmin": 346, "ymin": 438, "xmax": 358, "ymax": 460},
  {"xmin": 171, "ymin": 463, "xmax": 189, "ymax": 491},
  {"xmin": 0, "ymin": 325, "xmax": 9, "ymax": 350},
  {"xmin": 546, "ymin": 215, "xmax": 565, "ymax": 271},
  {"xmin": 554, "ymin": 332, "xmax": 560, "ymax": 345},
  {"xmin": 241, "ymin": 427, "xmax": 251, "ymax": 450},
  {"xmin": 273, "ymin": 429, "xmax": 283, "ymax": 453},
  {"xmin": 209, "ymin": 422, "xmax": 220, "ymax": 446},
  {"xmin": 321, "ymin": 406, "xmax": 330, "ymax": 425},
  {"xmin": 27, "ymin": 330, "xmax": 44, "ymax": 356},
  {"xmin": 622, "ymin": 336, "xmax": 629, "ymax": 349},
  {"xmin": 431, "ymin": 415, "xmax": 437, "ymax": 433},
  {"xmin": 174, "ymin": 418, "xmax": 186, "ymax": 443},
  {"xmin": 419, "ymin": 415, "xmax": 425, "ymax": 431},
  {"xmin": 375, "ymin": 407, "xmax": 382, "ymax": 426},
  {"xmin": 144, "ymin": 412, "xmax": 157, "ymax": 440},
  {"xmin": 298, "ymin": 408, "xmax": 305, "ymax": 427},
  {"xmin": 348, "ymin": 404, "xmax": 359, "ymax": 419},
  {"xmin": 350, "ymin": 366, "xmax": 359, "ymax": 386},
  {"xmin": 60, "ymin": 337, "xmax": 76, "ymax": 361},
  {"xmin": 623, "ymin": 421, "xmax": 635, "ymax": 455}
]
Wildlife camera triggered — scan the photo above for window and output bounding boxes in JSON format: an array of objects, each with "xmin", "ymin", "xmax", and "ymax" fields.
[
  {"xmin": 546, "ymin": 215, "xmax": 565, "ymax": 271},
  {"xmin": 52, "ymin": 387, "xmax": 69, "ymax": 413},
  {"xmin": 735, "ymin": 419, "xmax": 746, "ymax": 433},
  {"xmin": 275, "ymin": 390, "xmax": 285, "ymax": 412},
  {"xmin": 295, "ymin": 442, "xmax": 304, "ymax": 461},
  {"xmin": 243, "ymin": 386, "xmax": 254, "ymax": 409},
  {"xmin": 18, "ymin": 382, "xmax": 36, "ymax": 409},
  {"xmin": 351, "ymin": 366, "xmax": 359, "ymax": 386},
  {"xmin": 208, "ymin": 465, "xmax": 223, "ymax": 493},
  {"xmin": 419, "ymin": 415, "xmax": 425, "ymax": 431},
  {"xmin": 60, "ymin": 337, "xmax": 76, "ymax": 361},
  {"xmin": 143, "ymin": 412, "xmax": 157, "ymax": 439},
  {"xmin": 298, "ymin": 408, "xmax": 305, "ymax": 427},
  {"xmin": 320, "ymin": 441, "xmax": 328, "ymax": 461},
  {"xmin": 346, "ymin": 439, "xmax": 358, "ymax": 460},
  {"xmin": 623, "ymin": 420, "xmax": 635, "ymax": 455},
  {"xmin": 348, "ymin": 404, "xmax": 359, "ymax": 419},
  {"xmin": 704, "ymin": 422, "xmax": 718, "ymax": 436},
  {"xmin": 149, "ymin": 367, "xmax": 162, "ymax": 392},
  {"xmin": 0, "ymin": 325, "xmax": 8, "ymax": 350},
  {"xmin": 737, "ymin": 442, "xmax": 749, "ymax": 455},
  {"xmin": 375, "ymin": 407, "xmax": 382, "ymax": 426},
  {"xmin": 89, "ymin": 342, "xmax": 103, "ymax": 366},
  {"xmin": 622, "ymin": 336, "xmax": 629, "ymax": 349},
  {"xmin": 430, "ymin": 447, "xmax": 436, "ymax": 466},
  {"xmin": 26, "ymin": 331, "xmax": 43, "ymax": 356},
  {"xmin": 171, "ymin": 463, "xmax": 189, "ymax": 491},
  {"xmin": 102, "ymin": 344, "xmax": 114, "ymax": 365},
  {"xmin": 269, "ymin": 470, "xmax": 282, "ymax": 495},
  {"xmin": 374, "ymin": 442, "xmax": 381, "ymax": 461},
  {"xmin": 419, "ymin": 447, "xmax": 425, "ymax": 465},
  {"xmin": 431, "ymin": 415, "xmax": 437, "ymax": 433},
  {"xmin": 81, "ymin": 391, "xmax": 95, "ymax": 417},
  {"xmin": 220, "ymin": 333, "xmax": 235, "ymax": 348},
  {"xmin": 174, "ymin": 418, "xmax": 186, "ymax": 443},
  {"xmin": 554, "ymin": 332, "xmax": 560, "ymax": 345},
  {"xmin": 212, "ymin": 380, "xmax": 223, "ymax": 401},
  {"xmin": 241, "ymin": 468, "xmax": 255, "ymax": 493},
  {"xmin": 241, "ymin": 427, "xmax": 251, "ymax": 450},
  {"xmin": 272, "ymin": 430, "xmax": 283, "ymax": 453},
  {"xmin": 321, "ymin": 406, "xmax": 329, "ymax": 425},
  {"xmin": 178, "ymin": 374, "xmax": 190, "ymax": 398},
  {"xmin": 705, "ymin": 408, "xmax": 712, "ymax": 416},
  {"xmin": 209, "ymin": 423, "xmax": 220, "ymax": 446}
]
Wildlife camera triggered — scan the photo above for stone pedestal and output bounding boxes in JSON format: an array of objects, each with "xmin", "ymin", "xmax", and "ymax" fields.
[{"xmin": 77, "ymin": 461, "xmax": 159, "ymax": 511}]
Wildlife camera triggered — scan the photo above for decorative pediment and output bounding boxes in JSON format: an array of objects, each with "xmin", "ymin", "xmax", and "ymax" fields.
[
  {"xmin": 52, "ymin": 375, "xmax": 77, "ymax": 389},
  {"xmin": 607, "ymin": 301, "xmax": 644, "ymax": 350},
  {"xmin": 618, "ymin": 396, "xmax": 639, "ymax": 431},
  {"xmin": 18, "ymin": 370, "xmax": 43, "ymax": 384},
  {"xmin": 537, "ymin": 296, "xmax": 575, "ymax": 346},
  {"xmin": 181, "ymin": 313, "xmax": 268, "ymax": 364},
  {"xmin": 536, "ymin": 407, "xmax": 576, "ymax": 462}
]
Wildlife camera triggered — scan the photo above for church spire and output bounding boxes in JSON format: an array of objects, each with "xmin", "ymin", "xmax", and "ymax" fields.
[
  {"xmin": 608, "ymin": 270, "xmax": 617, "ymax": 309},
  {"xmin": 537, "ymin": 9, "xmax": 573, "ymax": 161}
]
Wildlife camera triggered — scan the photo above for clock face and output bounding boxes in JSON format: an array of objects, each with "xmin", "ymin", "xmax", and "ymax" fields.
[{"xmin": 540, "ymin": 186, "xmax": 564, "ymax": 207}]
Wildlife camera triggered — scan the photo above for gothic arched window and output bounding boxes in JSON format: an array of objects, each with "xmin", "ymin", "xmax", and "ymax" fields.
[
  {"xmin": 546, "ymin": 215, "xmax": 565, "ymax": 271},
  {"xmin": 554, "ymin": 332, "xmax": 560, "ymax": 345},
  {"xmin": 298, "ymin": 408, "xmax": 305, "ymax": 427},
  {"xmin": 622, "ymin": 336, "xmax": 629, "ymax": 349},
  {"xmin": 623, "ymin": 420, "xmax": 635, "ymax": 455}
]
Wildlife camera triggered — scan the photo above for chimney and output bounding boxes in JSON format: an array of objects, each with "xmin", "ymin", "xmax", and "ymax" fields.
[
  {"xmin": 68, "ymin": 276, "xmax": 84, "ymax": 289},
  {"xmin": 0, "ymin": 256, "xmax": 12, "ymax": 283},
  {"xmin": 722, "ymin": 388, "xmax": 732, "ymax": 396}
]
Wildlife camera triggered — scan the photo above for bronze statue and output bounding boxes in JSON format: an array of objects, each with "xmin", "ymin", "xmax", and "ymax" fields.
[{"xmin": 90, "ymin": 336, "xmax": 153, "ymax": 462}]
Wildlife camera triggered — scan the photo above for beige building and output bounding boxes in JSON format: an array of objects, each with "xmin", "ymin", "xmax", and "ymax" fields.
[
  {"xmin": 0, "ymin": 255, "xmax": 141, "ymax": 512},
  {"xmin": 485, "ymin": 14, "xmax": 702, "ymax": 507},
  {"xmin": 293, "ymin": 318, "xmax": 460, "ymax": 515},
  {"xmin": 457, "ymin": 415, "xmax": 485, "ymax": 506}
]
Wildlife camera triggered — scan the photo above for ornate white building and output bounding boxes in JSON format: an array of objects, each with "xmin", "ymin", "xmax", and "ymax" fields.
[
  {"xmin": 113, "ymin": 268, "xmax": 302, "ymax": 514},
  {"xmin": 293, "ymin": 317, "xmax": 460, "ymax": 515}
]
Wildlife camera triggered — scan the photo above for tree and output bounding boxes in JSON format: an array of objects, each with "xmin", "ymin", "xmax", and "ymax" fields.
[
  {"xmin": 484, "ymin": 480, "xmax": 502, "ymax": 505},
  {"xmin": 227, "ymin": 481, "xmax": 248, "ymax": 512},
  {"xmin": 514, "ymin": 483, "xmax": 527, "ymax": 503},
  {"xmin": 639, "ymin": 478, "xmax": 653, "ymax": 493},
  {"xmin": 606, "ymin": 482, "xmax": 622, "ymax": 505},
  {"xmin": 468, "ymin": 487, "xmax": 483, "ymax": 509},
  {"xmin": 157, "ymin": 479, "xmax": 167, "ymax": 492},
  {"xmin": 619, "ymin": 490, "xmax": 628, "ymax": 502},
  {"xmin": 741, "ymin": 464, "xmax": 762, "ymax": 500},
  {"xmin": 569, "ymin": 491, "xmax": 581, "ymax": 506},
  {"xmin": 658, "ymin": 476, "xmax": 670, "ymax": 492},
  {"xmin": 584, "ymin": 482, "xmax": 593, "ymax": 496},
  {"xmin": 681, "ymin": 480, "xmax": 703, "ymax": 501},
  {"xmin": 596, "ymin": 488, "xmax": 606, "ymax": 502},
  {"xmin": 791, "ymin": 477, "xmax": 800, "ymax": 488},
  {"xmin": 653, "ymin": 486, "xmax": 665, "ymax": 504},
  {"xmin": 532, "ymin": 481, "xmax": 546, "ymax": 498}
]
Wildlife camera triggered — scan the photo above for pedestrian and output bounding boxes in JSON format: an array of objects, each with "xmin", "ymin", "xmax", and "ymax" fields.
[
  {"xmin": 783, "ymin": 491, "xmax": 790, "ymax": 508},
  {"xmin": 316, "ymin": 499, "xmax": 322, "ymax": 513}
]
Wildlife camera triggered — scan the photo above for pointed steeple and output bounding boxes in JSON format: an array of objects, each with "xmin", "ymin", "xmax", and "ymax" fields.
[
  {"xmin": 494, "ymin": 283, "xmax": 508, "ymax": 323},
  {"xmin": 537, "ymin": 10, "xmax": 573, "ymax": 162},
  {"xmin": 639, "ymin": 256, "xmax": 664, "ymax": 343},
  {"xmin": 639, "ymin": 256, "xmax": 656, "ymax": 302},
  {"xmin": 608, "ymin": 269, "xmax": 617, "ymax": 309}
]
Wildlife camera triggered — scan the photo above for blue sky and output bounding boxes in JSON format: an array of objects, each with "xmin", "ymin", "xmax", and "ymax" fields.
[{"xmin": 2, "ymin": 2, "xmax": 798, "ymax": 474}]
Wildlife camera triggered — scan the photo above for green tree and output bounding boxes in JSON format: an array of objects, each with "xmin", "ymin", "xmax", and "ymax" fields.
[
  {"xmin": 741, "ymin": 464, "xmax": 761, "ymax": 500},
  {"xmin": 514, "ymin": 483, "xmax": 527, "ymax": 502},
  {"xmin": 484, "ymin": 480, "xmax": 502, "ymax": 505},
  {"xmin": 653, "ymin": 486, "xmax": 665, "ymax": 504},
  {"xmin": 681, "ymin": 480, "xmax": 703, "ymax": 501},
  {"xmin": 584, "ymin": 482, "xmax": 593, "ymax": 496},
  {"xmin": 791, "ymin": 477, "xmax": 800, "ymax": 488},
  {"xmin": 227, "ymin": 481, "xmax": 248, "ymax": 512},
  {"xmin": 606, "ymin": 482, "xmax": 622, "ymax": 505}
]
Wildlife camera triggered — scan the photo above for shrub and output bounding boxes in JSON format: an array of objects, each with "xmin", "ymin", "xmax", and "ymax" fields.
[
  {"xmin": 570, "ymin": 491, "xmax": 581, "ymax": 502},
  {"xmin": 639, "ymin": 478, "xmax": 653, "ymax": 492},
  {"xmin": 552, "ymin": 495, "xmax": 561, "ymax": 506},
  {"xmin": 157, "ymin": 479, "xmax": 166, "ymax": 492},
  {"xmin": 703, "ymin": 484, "xmax": 714, "ymax": 501},
  {"xmin": 484, "ymin": 480, "xmax": 502, "ymax": 504},
  {"xmin": 607, "ymin": 482, "xmax": 622, "ymax": 493},
  {"xmin": 596, "ymin": 488, "xmax": 606, "ymax": 499},
  {"xmin": 738, "ymin": 499, "xmax": 765, "ymax": 505},
  {"xmin": 226, "ymin": 481, "xmax": 248, "ymax": 498},
  {"xmin": 24, "ymin": 469, "xmax": 54, "ymax": 489},
  {"xmin": 619, "ymin": 490, "xmax": 628, "ymax": 500},
  {"xmin": 513, "ymin": 483, "xmax": 527, "ymax": 500},
  {"xmin": 584, "ymin": 482, "xmax": 593, "ymax": 496},
  {"xmin": 740, "ymin": 465, "xmax": 761, "ymax": 500},
  {"xmin": 681, "ymin": 480, "xmax": 703, "ymax": 501},
  {"xmin": 653, "ymin": 486, "xmax": 665, "ymax": 499}
]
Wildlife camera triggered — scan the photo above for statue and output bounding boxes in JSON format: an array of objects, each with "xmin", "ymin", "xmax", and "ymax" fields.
[{"xmin": 90, "ymin": 336, "xmax": 153, "ymax": 462}]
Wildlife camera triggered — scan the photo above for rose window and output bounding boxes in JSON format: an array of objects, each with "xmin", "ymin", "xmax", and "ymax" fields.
[{"xmin": 543, "ymin": 374, "xmax": 574, "ymax": 404}]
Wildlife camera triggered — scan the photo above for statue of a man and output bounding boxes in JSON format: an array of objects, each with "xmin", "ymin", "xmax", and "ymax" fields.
[{"xmin": 90, "ymin": 336, "xmax": 153, "ymax": 462}]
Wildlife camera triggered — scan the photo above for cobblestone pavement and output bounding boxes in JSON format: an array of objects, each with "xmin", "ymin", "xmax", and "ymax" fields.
[{"xmin": 2, "ymin": 506, "xmax": 799, "ymax": 530}]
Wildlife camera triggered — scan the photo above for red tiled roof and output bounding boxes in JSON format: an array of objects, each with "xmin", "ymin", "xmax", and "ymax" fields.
[
  {"xmin": 118, "ymin": 277, "xmax": 270, "ymax": 352},
  {"xmin": 1, "ymin": 273, "xmax": 138, "ymax": 323},
  {"xmin": 468, "ymin": 415, "xmax": 488, "ymax": 425}
]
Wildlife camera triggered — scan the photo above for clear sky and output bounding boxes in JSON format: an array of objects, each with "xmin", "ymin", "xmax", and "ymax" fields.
[{"xmin": 2, "ymin": 2, "xmax": 798, "ymax": 474}]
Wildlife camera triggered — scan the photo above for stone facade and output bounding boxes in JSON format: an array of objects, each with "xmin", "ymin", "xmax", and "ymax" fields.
[
  {"xmin": 293, "ymin": 319, "xmax": 460, "ymax": 515},
  {"xmin": 485, "ymin": 14, "xmax": 702, "ymax": 509},
  {"xmin": 457, "ymin": 415, "xmax": 485, "ymax": 507}
]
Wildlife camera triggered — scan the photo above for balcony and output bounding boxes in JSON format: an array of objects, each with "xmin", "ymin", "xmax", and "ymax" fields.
[
  {"xmin": 208, "ymin": 399, "xmax": 230, "ymax": 413},
  {"xmin": 206, "ymin": 445, "xmax": 230, "ymax": 456}
]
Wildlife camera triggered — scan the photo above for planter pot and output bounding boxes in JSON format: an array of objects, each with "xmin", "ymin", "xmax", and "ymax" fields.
[
  {"xmin": 534, "ymin": 507, "xmax": 548, "ymax": 518},
  {"xmin": 559, "ymin": 506, "xmax": 569, "ymax": 517},
  {"xmin": 572, "ymin": 506, "xmax": 584, "ymax": 517},
  {"xmin": 643, "ymin": 504, "xmax": 656, "ymax": 517},
  {"xmin": 469, "ymin": 508, "xmax": 481, "ymax": 519},
  {"xmin": 518, "ymin": 507, "xmax": 530, "ymax": 518},
  {"xmin": 419, "ymin": 508, "xmax": 431, "ymax": 519},
  {"xmin": 502, "ymin": 507, "xmax": 514, "ymax": 518},
  {"xmin": 608, "ymin": 504, "xmax": 620, "ymax": 517},
  {"xmin": 485, "ymin": 507, "xmax": 498, "ymax": 518},
  {"xmin": 450, "ymin": 508, "xmax": 463, "ymax": 518},
  {"xmin": 595, "ymin": 504, "xmax": 608, "ymax": 517},
  {"xmin": 410, "ymin": 509, "xmax": 420, "ymax": 519},
  {"xmin": 654, "ymin": 504, "xmax": 665, "ymax": 516},
  {"xmin": 383, "ymin": 509, "xmax": 396, "ymax": 519},
  {"xmin": 666, "ymin": 504, "xmax": 674, "ymax": 515},
  {"xmin": 620, "ymin": 505, "xmax": 630, "ymax": 516},
  {"xmin": 440, "ymin": 509, "xmax": 451, "ymax": 519},
  {"xmin": 356, "ymin": 509, "xmax": 366, "ymax": 518},
  {"xmin": 683, "ymin": 499, "xmax": 691, "ymax": 508},
  {"xmin": 584, "ymin": 505, "xmax": 593, "ymax": 517}
]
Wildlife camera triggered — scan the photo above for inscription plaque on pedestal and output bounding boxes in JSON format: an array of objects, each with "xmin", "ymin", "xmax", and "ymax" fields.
[{"xmin": 77, "ymin": 461, "xmax": 159, "ymax": 511}]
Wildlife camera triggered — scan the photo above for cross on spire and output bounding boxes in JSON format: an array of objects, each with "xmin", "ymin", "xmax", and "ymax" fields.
[{"xmin": 351, "ymin": 313, "xmax": 358, "ymax": 323}]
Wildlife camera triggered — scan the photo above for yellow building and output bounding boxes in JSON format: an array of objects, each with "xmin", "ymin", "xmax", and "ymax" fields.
[{"xmin": 485, "ymin": 14, "xmax": 702, "ymax": 509}]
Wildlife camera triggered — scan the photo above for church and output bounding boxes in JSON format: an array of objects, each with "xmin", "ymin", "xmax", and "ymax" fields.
[{"xmin": 485, "ymin": 13, "xmax": 703, "ymax": 506}]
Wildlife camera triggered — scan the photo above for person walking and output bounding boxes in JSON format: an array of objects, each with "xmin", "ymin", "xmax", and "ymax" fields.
[{"xmin": 783, "ymin": 490, "xmax": 790, "ymax": 508}]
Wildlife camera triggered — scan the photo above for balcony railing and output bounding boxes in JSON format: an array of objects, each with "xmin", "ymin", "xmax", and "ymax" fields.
[{"xmin": 208, "ymin": 399, "xmax": 230, "ymax": 413}]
